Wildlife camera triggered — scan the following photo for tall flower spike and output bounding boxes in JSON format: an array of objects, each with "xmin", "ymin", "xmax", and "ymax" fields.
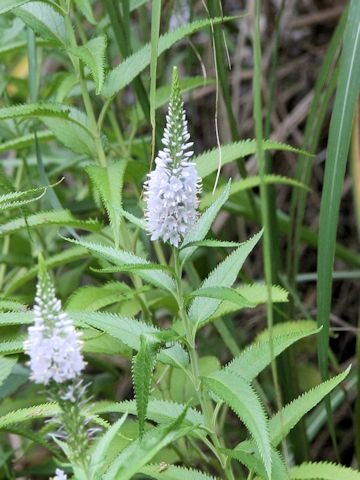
[
  {"xmin": 24, "ymin": 257, "xmax": 85, "ymax": 385},
  {"xmin": 144, "ymin": 67, "xmax": 202, "ymax": 247}
]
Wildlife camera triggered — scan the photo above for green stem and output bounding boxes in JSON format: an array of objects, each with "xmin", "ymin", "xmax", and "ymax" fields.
[{"xmin": 173, "ymin": 249, "xmax": 235, "ymax": 480}]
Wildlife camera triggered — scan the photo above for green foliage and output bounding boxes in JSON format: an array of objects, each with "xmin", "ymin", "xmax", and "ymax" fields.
[
  {"xmin": 140, "ymin": 464, "xmax": 218, "ymax": 480},
  {"xmin": 69, "ymin": 35, "xmax": 107, "ymax": 94},
  {"xmin": 180, "ymin": 180, "xmax": 231, "ymax": 264},
  {"xmin": 289, "ymin": 462, "xmax": 360, "ymax": 479},
  {"xmin": 14, "ymin": 1, "xmax": 67, "ymax": 45},
  {"xmin": 188, "ymin": 230, "xmax": 262, "ymax": 325},
  {"xmin": 0, "ymin": 210, "xmax": 100, "ymax": 237},
  {"xmin": 0, "ymin": 356, "xmax": 17, "ymax": 388},
  {"xmin": 224, "ymin": 321, "xmax": 319, "ymax": 381},
  {"xmin": 0, "ymin": 2, "xmax": 356, "ymax": 478},
  {"xmin": 102, "ymin": 16, "xmax": 237, "ymax": 97},
  {"xmin": 103, "ymin": 410, "xmax": 194, "ymax": 480},
  {"xmin": 269, "ymin": 367, "xmax": 351, "ymax": 446},
  {"xmin": 132, "ymin": 334, "xmax": 161, "ymax": 437},
  {"xmin": 65, "ymin": 237, "xmax": 176, "ymax": 293},
  {"xmin": 203, "ymin": 370, "xmax": 272, "ymax": 479},
  {"xmin": 87, "ymin": 160, "xmax": 127, "ymax": 247},
  {"xmin": 224, "ymin": 441, "xmax": 287, "ymax": 480},
  {"xmin": 194, "ymin": 140, "xmax": 311, "ymax": 179}
]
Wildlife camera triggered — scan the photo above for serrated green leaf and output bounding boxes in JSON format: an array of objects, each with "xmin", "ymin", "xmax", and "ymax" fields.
[
  {"xmin": 90, "ymin": 399, "xmax": 204, "ymax": 428},
  {"xmin": 200, "ymin": 175, "xmax": 308, "ymax": 210},
  {"xmin": 0, "ymin": 103, "xmax": 95, "ymax": 155},
  {"xmin": 224, "ymin": 321, "xmax": 319, "ymax": 382},
  {"xmin": 4, "ymin": 246, "xmax": 88, "ymax": 295},
  {"xmin": 69, "ymin": 35, "xmax": 107, "ymax": 94},
  {"xmin": 87, "ymin": 160, "xmax": 127, "ymax": 247},
  {"xmin": 0, "ymin": 210, "xmax": 101, "ymax": 238},
  {"xmin": 270, "ymin": 367, "xmax": 351, "ymax": 446},
  {"xmin": 0, "ymin": 130, "xmax": 54, "ymax": 153},
  {"xmin": 188, "ymin": 230, "xmax": 262, "ymax": 325},
  {"xmin": 0, "ymin": 403, "xmax": 60, "ymax": 430},
  {"xmin": 0, "ymin": 185, "xmax": 46, "ymax": 210},
  {"xmin": 0, "ymin": 103, "xmax": 69, "ymax": 122},
  {"xmin": 179, "ymin": 180, "xmax": 231, "ymax": 264},
  {"xmin": 203, "ymin": 370, "xmax": 271, "ymax": 479},
  {"xmin": 103, "ymin": 410, "xmax": 194, "ymax": 480},
  {"xmin": 119, "ymin": 208, "xmax": 147, "ymax": 230},
  {"xmin": 65, "ymin": 237, "xmax": 176, "ymax": 293},
  {"xmin": 194, "ymin": 140, "xmax": 311, "ymax": 180},
  {"xmin": 73, "ymin": 0, "xmax": 96, "ymax": 24},
  {"xmin": 90, "ymin": 414, "xmax": 128, "ymax": 477},
  {"xmin": 187, "ymin": 287, "xmax": 254, "ymax": 309},
  {"xmin": 224, "ymin": 440, "xmax": 287, "ymax": 480},
  {"xmin": 102, "ymin": 16, "xmax": 237, "ymax": 97},
  {"xmin": 71, "ymin": 311, "xmax": 188, "ymax": 367},
  {"xmin": 133, "ymin": 335, "xmax": 161, "ymax": 437},
  {"xmin": 208, "ymin": 284, "xmax": 288, "ymax": 324},
  {"xmin": 65, "ymin": 282, "xmax": 135, "ymax": 311},
  {"xmin": 0, "ymin": 0, "xmax": 29, "ymax": 15},
  {"xmin": 42, "ymin": 106, "xmax": 96, "ymax": 155},
  {"xmin": 0, "ymin": 356, "xmax": 17, "ymax": 388},
  {"xmin": 140, "ymin": 464, "xmax": 218, "ymax": 480},
  {"xmin": 180, "ymin": 239, "xmax": 242, "ymax": 249},
  {"xmin": 289, "ymin": 462, "xmax": 360, "ymax": 480},
  {"xmin": 14, "ymin": 1, "xmax": 67, "ymax": 45}
]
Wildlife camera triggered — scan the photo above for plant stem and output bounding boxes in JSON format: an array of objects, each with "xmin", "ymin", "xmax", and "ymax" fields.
[{"xmin": 173, "ymin": 249, "xmax": 235, "ymax": 480}]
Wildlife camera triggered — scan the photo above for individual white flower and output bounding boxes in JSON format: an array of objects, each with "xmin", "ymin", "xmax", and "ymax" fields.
[
  {"xmin": 24, "ymin": 263, "xmax": 85, "ymax": 385},
  {"xmin": 144, "ymin": 67, "xmax": 201, "ymax": 247},
  {"xmin": 51, "ymin": 468, "xmax": 67, "ymax": 480}
]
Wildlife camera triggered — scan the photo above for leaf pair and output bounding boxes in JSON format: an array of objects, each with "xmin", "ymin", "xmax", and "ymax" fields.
[{"xmin": 202, "ymin": 321, "xmax": 350, "ymax": 479}]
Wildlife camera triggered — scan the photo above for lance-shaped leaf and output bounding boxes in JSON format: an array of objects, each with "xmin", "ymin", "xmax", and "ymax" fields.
[
  {"xmin": 270, "ymin": 366, "xmax": 351, "ymax": 447},
  {"xmin": 102, "ymin": 16, "xmax": 237, "ymax": 97},
  {"xmin": 87, "ymin": 160, "xmax": 127, "ymax": 247},
  {"xmin": 103, "ymin": 409, "xmax": 194, "ymax": 480},
  {"xmin": 140, "ymin": 465, "xmax": 218, "ymax": 480},
  {"xmin": 179, "ymin": 180, "xmax": 231, "ymax": 264},
  {"xmin": 207, "ymin": 284, "xmax": 288, "ymax": 324},
  {"xmin": 195, "ymin": 139, "xmax": 310, "ymax": 180},
  {"xmin": 69, "ymin": 35, "xmax": 107, "ymax": 94},
  {"xmin": 0, "ymin": 210, "xmax": 101, "ymax": 238},
  {"xmin": 0, "ymin": 356, "xmax": 17, "ymax": 388},
  {"xmin": 0, "ymin": 186, "xmax": 46, "ymax": 211},
  {"xmin": 65, "ymin": 237, "xmax": 176, "ymax": 293},
  {"xmin": 187, "ymin": 287, "xmax": 254, "ymax": 309},
  {"xmin": 224, "ymin": 321, "xmax": 320, "ymax": 382},
  {"xmin": 0, "ymin": 0, "xmax": 30, "ymax": 14},
  {"xmin": 132, "ymin": 335, "xmax": 161, "ymax": 437},
  {"xmin": 14, "ymin": 1, "xmax": 67, "ymax": 45},
  {"xmin": 200, "ymin": 174, "xmax": 307, "ymax": 210},
  {"xmin": 188, "ymin": 230, "xmax": 262, "ymax": 325},
  {"xmin": 203, "ymin": 370, "xmax": 271, "ymax": 479},
  {"xmin": 89, "ymin": 414, "xmax": 128, "ymax": 477},
  {"xmin": 289, "ymin": 462, "xmax": 360, "ymax": 479},
  {"xmin": 91, "ymin": 399, "xmax": 204, "ymax": 428},
  {"xmin": 72, "ymin": 311, "xmax": 188, "ymax": 367},
  {"xmin": 224, "ymin": 440, "xmax": 287, "ymax": 480}
]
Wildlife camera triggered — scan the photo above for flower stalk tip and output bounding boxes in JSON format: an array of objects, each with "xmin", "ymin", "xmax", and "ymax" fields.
[{"xmin": 144, "ymin": 67, "xmax": 202, "ymax": 247}]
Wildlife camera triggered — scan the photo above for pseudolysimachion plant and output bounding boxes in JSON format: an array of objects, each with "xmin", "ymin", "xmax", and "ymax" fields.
[{"xmin": 3, "ymin": 66, "xmax": 355, "ymax": 479}]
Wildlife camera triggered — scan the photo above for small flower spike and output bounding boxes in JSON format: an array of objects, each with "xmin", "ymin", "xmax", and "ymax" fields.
[
  {"xmin": 24, "ymin": 257, "xmax": 85, "ymax": 385},
  {"xmin": 144, "ymin": 66, "xmax": 202, "ymax": 247},
  {"xmin": 51, "ymin": 469, "xmax": 67, "ymax": 480}
]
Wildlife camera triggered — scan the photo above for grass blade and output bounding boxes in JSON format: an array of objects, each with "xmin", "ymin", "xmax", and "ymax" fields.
[{"xmin": 316, "ymin": 0, "xmax": 360, "ymax": 453}]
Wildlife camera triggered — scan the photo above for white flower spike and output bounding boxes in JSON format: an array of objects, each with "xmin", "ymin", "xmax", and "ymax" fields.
[
  {"xmin": 144, "ymin": 66, "xmax": 201, "ymax": 247},
  {"xmin": 24, "ymin": 257, "xmax": 85, "ymax": 385},
  {"xmin": 51, "ymin": 469, "xmax": 67, "ymax": 480}
]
